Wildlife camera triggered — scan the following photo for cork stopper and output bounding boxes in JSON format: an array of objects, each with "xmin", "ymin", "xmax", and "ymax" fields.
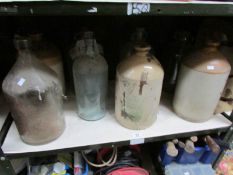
[
  {"xmin": 184, "ymin": 140, "xmax": 195, "ymax": 154},
  {"xmin": 190, "ymin": 136, "xmax": 198, "ymax": 143},
  {"xmin": 178, "ymin": 141, "xmax": 185, "ymax": 148},
  {"xmin": 166, "ymin": 141, "xmax": 178, "ymax": 157},
  {"xmin": 205, "ymin": 135, "xmax": 220, "ymax": 154},
  {"xmin": 172, "ymin": 139, "xmax": 179, "ymax": 144}
]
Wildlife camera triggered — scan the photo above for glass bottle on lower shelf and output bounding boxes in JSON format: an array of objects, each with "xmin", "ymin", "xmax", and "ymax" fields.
[
  {"xmin": 73, "ymin": 32, "xmax": 108, "ymax": 121},
  {"xmin": 2, "ymin": 38, "xmax": 65, "ymax": 145}
]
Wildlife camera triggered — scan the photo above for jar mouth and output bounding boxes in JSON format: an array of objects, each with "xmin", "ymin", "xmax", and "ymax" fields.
[
  {"xmin": 134, "ymin": 43, "xmax": 151, "ymax": 52},
  {"xmin": 83, "ymin": 31, "xmax": 94, "ymax": 39},
  {"xmin": 29, "ymin": 33, "xmax": 43, "ymax": 41},
  {"xmin": 205, "ymin": 40, "xmax": 220, "ymax": 47},
  {"xmin": 14, "ymin": 37, "xmax": 32, "ymax": 51}
]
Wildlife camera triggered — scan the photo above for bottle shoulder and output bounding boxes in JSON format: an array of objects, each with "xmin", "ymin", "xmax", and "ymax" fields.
[
  {"xmin": 117, "ymin": 55, "xmax": 164, "ymax": 81},
  {"xmin": 183, "ymin": 48, "xmax": 231, "ymax": 74},
  {"xmin": 73, "ymin": 54, "xmax": 108, "ymax": 74},
  {"xmin": 2, "ymin": 55, "xmax": 61, "ymax": 96}
]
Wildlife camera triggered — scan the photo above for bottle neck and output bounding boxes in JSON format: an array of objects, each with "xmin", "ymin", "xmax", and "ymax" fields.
[
  {"xmin": 84, "ymin": 39, "xmax": 98, "ymax": 57},
  {"xmin": 31, "ymin": 38, "xmax": 43, "ymax": 49},
  {"xmin": 203, "ymin": 41, "xmax": 220, "ymax": 51},
  {"xmin": 83, "ymin": 31, "xmax": 94, "ymax": 40},
  {"xmin": 134, "ymin": 46, "xmax": 151, "ymax": 57},
  {"xmin": 15, "ymin": 50, "xmax": 35, "ymax": 67},
  {"xmin": 203, "ymin": 45, "xmax": 219, "ymax": 52},
  {"xmin": 18, "ymin": 48, "xmax": 31, "ymax": 55},
  {"xmin": 15, "ymin": 39, "xmax": 32, "ymax": 52},
  {"xmin": 135, "ymin": 50, "xmax": 149, "ymax": 57},
  {"xmin": 135, "ymin": 33, "xmax": 144, "ymax": 43},
  {"xmin": 30, "ymin": 34, "xmax": 43, "ymax": 42},
  {"xmin": 14, "ymin": 39, "xmax": 34, "ymax": 63},
  {"xmin": 131, "ymin": 28, "xmax": 146, "ymax": 43}
]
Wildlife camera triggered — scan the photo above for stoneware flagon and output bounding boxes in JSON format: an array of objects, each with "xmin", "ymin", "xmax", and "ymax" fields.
[
  {"xmin": 173, "ymin": 41, "xmax": 231, "ymax": 122},
  {"xmin": 115, "ymin": 44, "xmax": 164, "ymax": 130}
]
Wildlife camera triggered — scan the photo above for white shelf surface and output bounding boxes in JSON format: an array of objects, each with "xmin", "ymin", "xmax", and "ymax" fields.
[{"xmin": 2, "ymin": 95, "xmax": 232, "ymax": 156}]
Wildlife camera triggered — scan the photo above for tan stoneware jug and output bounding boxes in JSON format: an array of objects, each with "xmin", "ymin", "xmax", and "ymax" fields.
[
  {"xmin": 173, "ymin": 41, "xmax": 231, "ymax": 122},
  {"xmin": 115, "ymin": 44, "xmax": 164, "ymax": 130}
]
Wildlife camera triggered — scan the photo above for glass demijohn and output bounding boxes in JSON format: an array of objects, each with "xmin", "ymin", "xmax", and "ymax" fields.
[
  {"xmin": 73, "ymin": 32, "xmax": 108, "ymax": 121},
  {"xmin": 2, "ymin": 38, "xmax": 65, "ymax": 145}
]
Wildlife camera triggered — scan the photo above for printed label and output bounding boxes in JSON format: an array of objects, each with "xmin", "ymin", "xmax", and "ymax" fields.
[
  {"xmin": 127, "ymin": 3, "xmax": 150, "ymax": 15},
  {"xmin": 17, "ymin": 78, "xmax": 26, "ymax": 87},
  {"xmin": 132, "ymin": 132, "xmax": 143, "ymax": 139},
  {"xmin": 87, "ymin": 7, "xmax": 98, "ymax": 13},
  {"xmin": 130, "ymin": 133, "xmax": 145, "ymax": 145},
  {"xmin": 207, "ymin": 65, "xmax": 215, "ymax": 70}
]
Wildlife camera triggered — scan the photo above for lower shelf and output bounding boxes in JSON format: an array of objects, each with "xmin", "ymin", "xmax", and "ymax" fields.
[{"xmin": 2, "ymin": 95, "xmax": 232, "ymax": 158}]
